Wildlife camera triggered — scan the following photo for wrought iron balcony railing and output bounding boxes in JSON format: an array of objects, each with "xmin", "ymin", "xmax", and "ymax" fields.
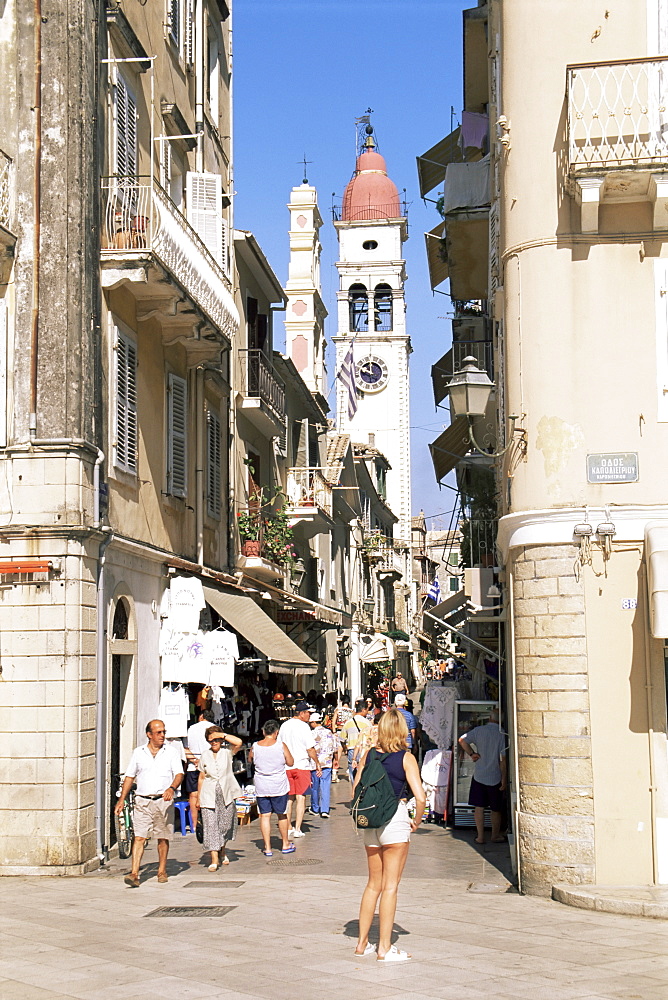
[
  {"xmin": 567, "ymin": 56, "xmax": 668, "ymax": 170},
  {"xmin": 0, "ymin": 150, "xmax": 12, "ymax": 230},
  {"xmin": 100, "ymin": 176, "xmax": 236, "ymax": 340},
  {"xmin": 286, "ymin": 467, "xmax": 333, "ymax": 518},
  {"xmin": 452, "ymin": 339, "xmax": 493, "ymax": 380},
  {"xmin": 238, "ymin": 349, "xmax": 286, "ymax": 423}
]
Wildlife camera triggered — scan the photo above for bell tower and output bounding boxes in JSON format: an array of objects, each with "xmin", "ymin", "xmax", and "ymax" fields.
[{"xmin": 333, "ymin": 125, "xmax": 412, "ymax": 541}]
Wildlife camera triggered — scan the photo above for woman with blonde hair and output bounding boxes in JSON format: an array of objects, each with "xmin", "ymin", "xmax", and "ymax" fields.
[{"xmin": 353, "ymin": 708, "xmax": 426, "ymax": 962}]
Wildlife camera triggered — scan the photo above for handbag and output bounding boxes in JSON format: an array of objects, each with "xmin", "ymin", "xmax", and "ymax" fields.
[{"xmin": 195, "ymin": 811, "xmax": 204, "ymax": 844}]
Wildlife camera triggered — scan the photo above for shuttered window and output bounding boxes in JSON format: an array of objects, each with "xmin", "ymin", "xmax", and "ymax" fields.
[
  {"xmin": 167, "ymin": 0, "xmax": 181, "ymax": 48},
  {"xmin": 114, "ymin": 328, "xmax": 138, "ymax": 475},
  {"xmin": 167, "ymin": 372, "xmax": 187, "ymax": 498},
  {"xmin": 160, "ymin": 138, "xmax": 172, "ymax": 192},
  {"xmin": 114, "ymin": 72, "xmax": 138, "ymax": 178},
  {"xmin": 186, "ymin": 171, "xmax": 223, "ymax": 265},
  {"xmin": 206, "ymin": 408, "xmax": 222, "ymax": 519},
  {"xmin": 184, "ymin": 0, "xmax": 195, "ymax": 67}
]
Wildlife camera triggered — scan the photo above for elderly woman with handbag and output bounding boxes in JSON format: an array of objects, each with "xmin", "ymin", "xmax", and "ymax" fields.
[{"xmin": 197, "ymin": 725, "xmax": 243, "ymax": 870}]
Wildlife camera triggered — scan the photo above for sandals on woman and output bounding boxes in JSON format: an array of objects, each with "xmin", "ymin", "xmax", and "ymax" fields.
[{"xmin": 377, "ymin": 946, "xmax": 411, "ymax": 962}]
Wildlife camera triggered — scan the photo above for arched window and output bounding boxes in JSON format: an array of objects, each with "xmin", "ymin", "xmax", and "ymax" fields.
[
  {"xmin": 112, "ymin": 598, "xmax": 129, "ymax": 639},
  {"xmin": 348, "ymin": 283, "xmax": 368, "ymax": 332},
  {"xmin": 374, "ymin": 284, "xmax": 393, "ymax": 331}
]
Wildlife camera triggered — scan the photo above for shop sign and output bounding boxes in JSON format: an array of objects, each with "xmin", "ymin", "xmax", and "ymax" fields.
[
  {"xmin": 277, "ymin": 610, "xmax": 316, "ymax": 623},
  {"xmin": 586, "ymin": 452, "xmax": 638, "ymax": 483}
]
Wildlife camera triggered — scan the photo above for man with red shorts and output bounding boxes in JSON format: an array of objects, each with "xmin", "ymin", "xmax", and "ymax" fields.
[{"xmin": 279, "ymin": 701, "xmax": 321, "ymax": 838}]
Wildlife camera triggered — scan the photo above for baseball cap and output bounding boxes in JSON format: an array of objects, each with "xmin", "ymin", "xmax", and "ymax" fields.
[
  {"xmin": 394, "ymin": 693, "xmax": 407, "ymax": 706},
  {"xmin": 294, "ymin": 700, "xmax": 310, "ymax": 712},
  {"xmin": 309, "ymin": 711, "xmax": 322, "ymax": 722}
]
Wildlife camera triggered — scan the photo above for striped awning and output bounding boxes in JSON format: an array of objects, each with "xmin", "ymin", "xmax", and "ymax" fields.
[
  {"xmin": 417, "ymin": 128, "xmax": 463, "ymax": 198},
  {"xmin": 425, "ymin": 222, "xmax": 448, "ymax": 290},
  {"xmin": 429, "ymin": 418, "xmax": 471, "ymax": 482}
]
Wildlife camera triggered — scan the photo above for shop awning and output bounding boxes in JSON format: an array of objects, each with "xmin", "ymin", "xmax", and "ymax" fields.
[
  {"xmin": 359, "ymin": 633, "xmax": 396, "ymax": 663},
  {"xmin": 425, "ymin": 222, "xmax": 448, "ymax": 290},
  {"xmin": 431, "ymin": 347, "xmax": 453, "ymax": 407},
  {"xmin": 645, "ymin": 521, "xmax": 668, "ymax": 637},
  {"xmin": 203, "ymin": 585, "xmax": 317, "ymax": 674},
  {"xmin": 417, "ymin": 127, "xmax": 463, "ymax": 198},
  {"xmin": 425, "ymin": 589, "xmax": 469, "ymax": 631},
  {"xmin": 429, "ymin": 418, "xmax": 471, "ymax": 482}
]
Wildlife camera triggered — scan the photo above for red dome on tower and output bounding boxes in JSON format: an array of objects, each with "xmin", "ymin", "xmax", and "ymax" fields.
[{"xmin": 341, "ymin": 138, "xmax": 401, "ymax": 222}]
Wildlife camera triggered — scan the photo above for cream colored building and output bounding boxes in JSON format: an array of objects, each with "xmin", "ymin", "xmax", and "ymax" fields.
[{"xmin": 421, "ymin": 0, "xmax": 668, "ymax": 895}]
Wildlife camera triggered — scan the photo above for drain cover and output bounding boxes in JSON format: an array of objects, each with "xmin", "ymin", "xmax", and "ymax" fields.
[
  {"xmin": 267, "ymin": 858, "xmax": 323, "ymax": 868},
  {"xmin": 184, "ymin": 881, "xmax": 244, "ymax": 888},
  {"xmin": 146, "ymin": 905, "xmax": 237, "ymax": 917}
]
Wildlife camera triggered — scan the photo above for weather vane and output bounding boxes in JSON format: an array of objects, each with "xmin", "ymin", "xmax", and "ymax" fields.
[{"xmin": 300, "ymin": 153, "xmax": 312, "ymax": 184}]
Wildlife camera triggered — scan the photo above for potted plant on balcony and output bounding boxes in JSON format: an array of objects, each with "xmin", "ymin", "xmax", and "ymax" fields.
[
  {"xmin": 237, "ymin": 488, "xmax": 264, "ymax": 557},
  {"xmin": 261, "ymin": 509, "xmax": 295, "ymax": 566}
]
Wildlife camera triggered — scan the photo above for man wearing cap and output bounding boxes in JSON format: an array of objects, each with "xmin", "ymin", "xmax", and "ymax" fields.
[
  {"xmin": 279, "ymin": 701, "xmax": 322, "ymax": 838},
  {"xmin": 308, "ymin": 712, "xmax": 340, "ymax": 817},
  {"xmin": 394, "ymin": 693, "xmax": 417, "ymax": 752},
  {"xmin": 115, "ymin": 719, "xmax": 184, "ymax": 887},
  {"xmin": 339, "ymin": 699, "xmax": 372, "ymax": 782}
]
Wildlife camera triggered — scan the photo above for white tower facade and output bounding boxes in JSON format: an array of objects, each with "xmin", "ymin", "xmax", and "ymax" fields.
[
  {"xmin": 333, "ymin": 135, "xmax": 412, "ymax": 541},
  {"xmin": 284, "ymin": 182, "xmax": 327, "ymax": 396}
]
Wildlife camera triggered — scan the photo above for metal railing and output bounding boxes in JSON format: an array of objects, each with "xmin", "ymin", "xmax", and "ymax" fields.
[
  {"xmin": 238, "ymin": 349, "xmax": 286, "ymax": 422},
  {"xmin": 0, "ymin": 150, "xmax": 12, "ymax": 230},
  {"xmin": 286, "ymin": 467, "xmax": 333, "ymax": 517},
  {"xmin": 100, "ymin": 176, "xmax": 236, "ymax": 339},
  {"xmin": 459, "ymin": 518, "xmax": 497, "ymax": 569},
  {"xmin": 567, "ymin": 56, "xmax": 668, "ymax": 170},
  {"xmin": 332, "ymin": 199, "xmax": 408, "ymax": 222},
  {"xmin": 452, "ymin": 339, "xmax": 493, "ymax": 379}
]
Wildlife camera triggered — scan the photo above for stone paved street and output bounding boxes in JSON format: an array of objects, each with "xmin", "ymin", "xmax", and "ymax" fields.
[{"xmin": 0, "ymin": 780, "xmax": 666, "ymax": 1000}]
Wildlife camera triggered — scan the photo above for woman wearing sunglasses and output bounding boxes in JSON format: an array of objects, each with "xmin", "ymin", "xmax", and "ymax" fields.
[{"xmin": 196, "ymin": 726, "xmax": 243, "ymax": 870}]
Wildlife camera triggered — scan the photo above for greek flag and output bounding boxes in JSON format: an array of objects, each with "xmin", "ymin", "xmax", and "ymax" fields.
[
  {"xmin": 337, "ymin": 339, "xmax": 358, "ymax": 421},
  {"xmin": 427, "ymin": 577, "xmax": 441, "ymax": 603}
]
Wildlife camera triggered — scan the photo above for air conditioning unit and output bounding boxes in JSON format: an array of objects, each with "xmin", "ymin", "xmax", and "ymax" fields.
[{"xmin": 464, "ymin": 567, "xmax": 494, "ymax": 607}]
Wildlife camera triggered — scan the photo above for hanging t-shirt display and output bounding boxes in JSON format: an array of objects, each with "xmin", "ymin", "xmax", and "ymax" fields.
[
  {"xmin": 159, "ymin": 685, "xmax": 189, "ymax": 738},
  {"xmin": 183, "ymin": 631, "xmax": 209, "ymax": 684},
  {"xmin": 159, "ymin": 628, "xmax": 189, "ymax": 684},
  {"xmin": 204, "ymin": 629, "xmax": 238, "ymax": 687},
  {"xmin": 162, "ymin": 575, "xmax": 205, "ymax": 633}
]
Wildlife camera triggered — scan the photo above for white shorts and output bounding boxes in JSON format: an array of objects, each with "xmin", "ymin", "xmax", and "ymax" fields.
[{"xmin": 363, "ymin": 799, "xmax": 411, "ymax": 848}]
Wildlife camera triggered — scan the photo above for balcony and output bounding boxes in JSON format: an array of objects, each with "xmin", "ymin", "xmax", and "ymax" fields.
[
  {"xmin": 0, "ymin": 150, "xmax": 15, "ymax": 282},
  {"xmin": 432, "ymin": 339, "xmax": 493, "ymax": 408},
  {"xmin": 100, "ymin": 176, "xmax": 238, "ymax": 352},
  {"xmin": 285, "ymin": 467, "xmax": 334, "ymax": 538},
  {"xmin": 238, "ymin": 349, "xmax": 286, "ymax": 435},
  {"xmin": 428, "ymin": 157, "xmax": 490, "ymax": 300},
  {"xmin": 566, "ymin": 57, "xmax": 668, "ymax": 231}
]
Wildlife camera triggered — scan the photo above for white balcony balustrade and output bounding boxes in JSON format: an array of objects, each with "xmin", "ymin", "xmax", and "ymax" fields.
[
  {"xmin": 567, "ymin": 57, "xmax": 668, "ymax": 171},
  {"xmin": 0, "ymin": 151, "xmax": 12, "ymax": 231},
  {"xmin": 286, "ymin": 468, "xmax": 334, "ymax": 537},
  {"xmin": 100, "ymin": 177, "xmax": 238, "ymax": 343}
]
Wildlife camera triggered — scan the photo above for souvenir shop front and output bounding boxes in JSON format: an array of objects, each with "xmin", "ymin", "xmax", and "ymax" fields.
[{"xmin": 159, "ymin": 573, "xmax": 318, "ymax": 745}]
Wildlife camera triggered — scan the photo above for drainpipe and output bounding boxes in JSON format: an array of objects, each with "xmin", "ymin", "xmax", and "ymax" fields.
[
  {"xmin": 94, "ymin": 528, "xmax": 113, "ymax": 862},
  {"xmin": 93, "ymin": 449, "xmax": 104, "ymax": 528},
  {"xmin": 195, "ymin": 368, "xmax": 204, "ymax": 565},
  {"xmin": 29, "ymin": 0, "xmax": 42, "ymax": 440}
]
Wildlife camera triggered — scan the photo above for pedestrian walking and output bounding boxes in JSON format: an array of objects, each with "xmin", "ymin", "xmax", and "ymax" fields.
[
  {"xmin": 307, "ymin": 712, "xmax": 340, "ymax": 817},
  {"xmin": 279, "ymin": 700, "xmax": 321, "ymax": 838},
  {"xmin": 115, "ymin": 719, "xmax": 184, "ymax": 887},
  {"xmin": 183, "ymin": 707, "xmax": 215, "ymax": 834},
  {"xmin": 393, "ymin": 693, "xmax": 417, "ymax": 751},
  {"xmin": 339, "ymin": 699, "xmax": 372, "ymax": 783},
  {"xmin": 196, "ymin": 726, "xmax": 243, "ymax": 869},
  {"xmin": 249, "ymin": 719, "xmax": 295, "ymax": 856},
  {"xmin": 353, "ymin": 709, "xmax": 426, "ymax": 962},
  {"xmin": 458, "ymin": 710, "xmax": 507, "ymax": 845}
]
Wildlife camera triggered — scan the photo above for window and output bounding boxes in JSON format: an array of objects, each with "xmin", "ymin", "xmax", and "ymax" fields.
[
  {"xmin": 206, "ymin": 407, "xmax": 222, "ymax": 519},
  {"xmin": 167, "ymin": 0, "xmax": 181, "ymax": 49},
  {"xmin": 114, "ymin": 326, "xmax": 138, "ymax": 475},
  {"xmin": 348, "ymin": 283, "xmax": 368, "ymax": 332},
  {"xmin": 186, "ymin": 171, "xmax": 223, "ymax": 266},
  {"xmin": 167, "ymin": 372, "xmax": 187, "ymax": 497},
  {"xmin": 113, "ymin": 71, "xmax": 138, "ymax": 178},
  {"xmin": 374, "ymin": 284, "xmax": 393, "ymax": 332},
  {"xmin": 207, "ymin": 24, "xmax": 219, "ymax": 124},
  {"xmin": 449, "ymin": 577, "xmax": 459, "ymax": 592},
  {"xmin": 362, "ymin": 240, "xmax": 378, "ymax": 250},
  {"xmin": 160, "ymin": 139, "xmax": 172, "ymax": 192}
]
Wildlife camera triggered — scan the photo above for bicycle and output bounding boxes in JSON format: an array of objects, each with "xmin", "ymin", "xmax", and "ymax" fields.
[{"xmin": 114, "ymin": 778, "xmax": 135, "ymax": 859}]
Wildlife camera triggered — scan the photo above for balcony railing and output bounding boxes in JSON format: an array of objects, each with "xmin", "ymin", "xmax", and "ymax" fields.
[
  {"xmin": 238, "ymin": 349, "xmax": 286, "ymax": 423},
  {"xmin": 567, "ymin": 56, "xmax": 668, "ymax": 170},
  {"xmin": 452, "ymin": 339, "xmax": 493, "ymax": 379},
  {"xmin": 286, "ymin": 467, "xmax": 333, "ymax": 518},
  {"xmin": 100, "ymin": 176, "xmax": 237, "ymax": 340},
  {"xmin": 0, "ymin": 150, "xmax": 12, "ymax": 230}
]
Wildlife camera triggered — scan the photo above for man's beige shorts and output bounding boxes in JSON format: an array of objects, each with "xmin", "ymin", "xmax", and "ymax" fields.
[{"xmin": 133, "ymin": 796, "xmax": 174, "ymax": 840}]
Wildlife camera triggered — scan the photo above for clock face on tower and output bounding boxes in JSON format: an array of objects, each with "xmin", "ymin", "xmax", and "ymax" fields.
[{"xmin": 354, "ymin": 355, "xmax": 389, "ymax": 393}]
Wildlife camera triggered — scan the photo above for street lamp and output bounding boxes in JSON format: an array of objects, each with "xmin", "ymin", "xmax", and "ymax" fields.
[{"xmin": 446, "ymin": 356, "xmax": 522, "ymax": 458}]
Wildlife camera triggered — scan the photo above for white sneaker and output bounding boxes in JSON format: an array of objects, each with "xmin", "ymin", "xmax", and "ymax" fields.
[{"xmin": 291, "ymin": 828, "xmax": 306, "ymax": 838}]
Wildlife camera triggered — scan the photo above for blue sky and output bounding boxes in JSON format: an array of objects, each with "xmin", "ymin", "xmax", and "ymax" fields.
[{"xmin": 233, "ymin": 0, "xmax": 466, "ymax": 529}]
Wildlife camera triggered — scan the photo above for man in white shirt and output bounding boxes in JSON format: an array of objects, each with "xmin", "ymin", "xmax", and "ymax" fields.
[
  {"xmin": 279, "ymin": 701, "xmax": 321, "ymax": 838},
  {"xmin": 115, "ymin": 719, "xmax": 184, "ymax": 887},
  {"xmin": 183, "ymin": 708, "xmax": 215, "ymax": 832}
]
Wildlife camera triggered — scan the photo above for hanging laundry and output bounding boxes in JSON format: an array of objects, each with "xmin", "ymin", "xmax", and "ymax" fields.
[
  {"xmin": 460, "ymin": 110, "xmax": 489, "ymax": 152},
  {"xmin": 159, "ymin": 685, "xmax": 189, "ymax": 738},
  {"xmin": 204, "ymin": 628, "xmax": 237, "ymax": 687},
  {"xmin": 163, "ymin": 575, "xmax": 205, "ymax": 633}
]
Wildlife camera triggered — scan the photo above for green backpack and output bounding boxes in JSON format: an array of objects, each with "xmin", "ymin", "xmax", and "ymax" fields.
[{"xmin": 351, "ymin": 749, "xmax": 400, "ymax": 828}]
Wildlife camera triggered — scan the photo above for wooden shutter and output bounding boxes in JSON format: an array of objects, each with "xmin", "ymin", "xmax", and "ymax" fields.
[
  {"xmin": 0, "ymin": 299, "xmax": 6, "ymax": 449},
  {"xmin": 167, "ymin": 0, "xmax": 180, "ymax": 48},
  {"xmin": 167, "ymin": 372, "xmax": 187, "ymax": 497},
  {"xmin": 160, "ymin": 139, "xmax": 172, "ymax": 192},
  {"xmin": 186, "ymin": 171, "xmax": 222, "ymax": 264},
  {"xmin": 114, "ymin": 72, "xmax": 138, "ymax": 178},
  {"xmin": 114, "ymin": 328, "xmax": 138, "ymax": 475},
  {"xmin": 184, "ymin": 0, "xmax": 195, "ymax": 67},
  {"xmin": 206, "ymin": 408, "xmax": 222, "ymax": 519}
]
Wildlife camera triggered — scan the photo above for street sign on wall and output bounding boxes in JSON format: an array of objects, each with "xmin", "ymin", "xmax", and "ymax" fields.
[{"xmin": 586, "ymin": 452, "xmax": 638, "ymax": 483}]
